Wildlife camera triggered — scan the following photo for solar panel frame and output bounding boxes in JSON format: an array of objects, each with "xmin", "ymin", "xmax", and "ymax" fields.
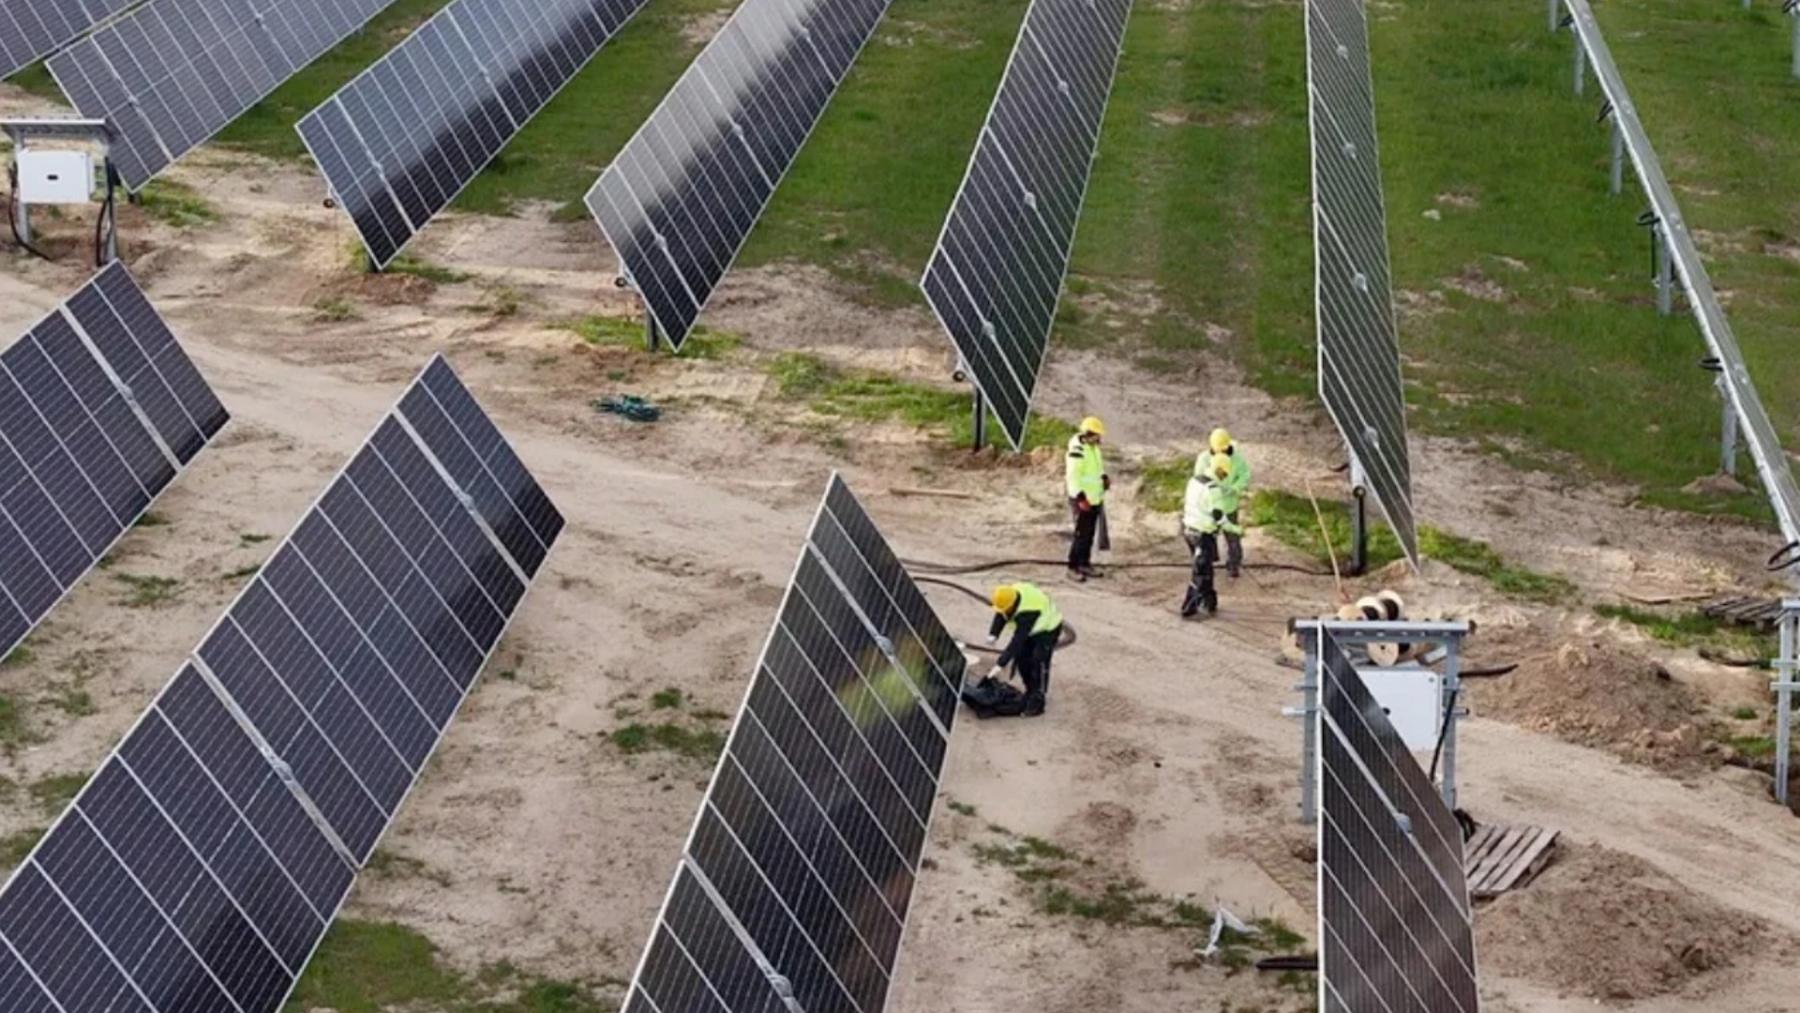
[
  {"xmin": 1306, "ymin": 0, "xmax": 1419, "ymax": 566},
  {"xmin": 622, "ymin": 473, "xmax": 965, "ymax": 1013},
  {"xmin": 0, "ymin": 260, "xmax": 227, "ymax": 663},
  {"xmin": 45, "ymin": 0, "xmax": 405, "ymax": 192},
  {"xmin": 297, "ymin": 0, "xmax": 654, "ymax": 270},
  {"xmin": 0, "ymin": 0, "xmax": 131, "ymax": 81},
  {"xmin": 1318, "ymin": 627, "xmax": 1479, "ymax": 1013},
  {"xmin": 585, "ymin": 0, "xmax": 895, "ymax": 354},
  {"xmin": 0, "ymin": 353, "xmax": 562, "ymax": 1013},
  {"xmin": 918, "ymin": 0, "xmax": 1134, "ymax": 451}
]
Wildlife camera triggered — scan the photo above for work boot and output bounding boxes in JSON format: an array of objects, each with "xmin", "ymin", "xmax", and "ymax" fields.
[
  {"xmin": 1068, "ymin": 568, "xmax": 1087, "ymax": 583},
  {"xmin": 1023, "ymin": 695, "xmax": 1046, "ymax": 717},
  {"xmin": 1081, "ymin": 565, "xmax": 1104, "ymax": 579},
  {"xmin": 1227, "ymin": 565, "xmax": 1241, "ymax": 579}
]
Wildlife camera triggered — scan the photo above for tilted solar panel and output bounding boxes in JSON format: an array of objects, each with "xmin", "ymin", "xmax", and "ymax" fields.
[
  {"xmin": 585, "ymin": 0, "xmax": 893, "ymax": 353},
  {"xmin": 46, "ymin": 0, "xmax": 405, "ymax": 191},
  {"xmin": 1306, "ymin": 0, "xmax": 1418, "ymax": 565},
  {"xmin": 0, "ymin": 261, "xmax": 227, "ymax": 661},
  {"xmin": 919, "ymin": 0, "xmax": 1132, "ymax": 451},
  {"xmin": 0, "ymin": 354, "xmax": 562, "ymax": 1013},
  {"xmin": 1319, "ymin": 628, "xmax": 1479, "ymax": 1013},
  {"xmin": 0, "ymin": 0, "xmax": 130, "ymax": 80},
  {"xmin": 624, "ymin": 474, "xmax": 965, "ymax": 1013},
  {"xmin": 298, "ymin": 0, "xmax": 652, "ymax": 269}
]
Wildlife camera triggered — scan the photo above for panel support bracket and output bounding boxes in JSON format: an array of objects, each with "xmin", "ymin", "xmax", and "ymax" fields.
[
  {"xmin": 1347, "ymin": 460, "xmax": 1369, "ymax": 578},
  {"xmin": 1773, "ymin": 600, "xmax": 1799, "ymax": 808}
]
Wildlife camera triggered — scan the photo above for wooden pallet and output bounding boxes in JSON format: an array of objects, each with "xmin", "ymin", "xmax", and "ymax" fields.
[
  {"xmin": 1701, "ymin": 595, "xmax": 1785, "ymax": 631},
  {"xmin": 1464, "ymin": 824, "xmax": 1559, "ymax": 900}
]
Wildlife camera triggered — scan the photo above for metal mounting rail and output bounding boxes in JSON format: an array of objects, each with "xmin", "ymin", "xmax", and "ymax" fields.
[{"xmin": 1557, "ymin": 0, "xmax": 1800, "ymax": 552}]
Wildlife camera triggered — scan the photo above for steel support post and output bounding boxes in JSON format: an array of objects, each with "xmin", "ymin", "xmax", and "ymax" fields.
[
  {"xmin": 970, "ymin": 387, "xmax": 987, "ymax": 452},
  {"xmin": 1573, "ymin": 37, "xmax": 1587, "ymax": 94},
  {"xmin": 1439, "ymin": 641, "xmax": 1462, "ymax": 811},
  {"xmin": 1774, "ymin": 604, "xmax": 1797, "ymax": 806},
  {"xmin": 1551, "ymin": 0, "xmax": 1563, "ymax": 32},
  {"xmin": 1654, "ymin": 225, "xmax": 1674, "ymax": 316},
  {"xmin": 1718, "ymin": 376, "xmax": 1740, "ymax": 475},
  {"xmin": 1609, "ymin": 118, "xmax": 1625, "ymax": 196},
  {"xmin": 1348, "ymin": 477, "xmax": 1369, "ymax": 577},
  {"xmin": 1791, "ymin": 8, "xmax": 1800, "ymax": 79},
  {"xmin": 644, "ymin": 310, "xmax": 660, "ymax": 353},
  {"xmin": 1299, "ymin": 635, "xmax": 1320, "ymax": 825}
]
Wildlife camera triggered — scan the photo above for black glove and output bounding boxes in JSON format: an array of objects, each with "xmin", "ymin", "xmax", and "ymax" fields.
[
  {"xmin": 1102, "ymin": 474, "xmax": 1111, "ymax": 491},
  {"xmin": 1211, "ymin": 509, "xmax": 1224, "ymax": 522}
]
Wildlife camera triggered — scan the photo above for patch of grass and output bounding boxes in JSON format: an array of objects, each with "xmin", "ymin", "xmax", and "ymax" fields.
[
  {"xmin": 134, "ymin": 512, "xmax": 169, "ymax": 528},
  {"xmin": 240, "ymin": 533, "xmax": 273, "ymax": 546},
  {"xmin": 1245, "ymin": 490, "xmax": 1574, "ymax": 602},
  {"xmin": 138, "ymin": 180, "xmax": 219, "ymax": 228},
  {"xmin": 609, "ymin": 722, "xmax": 725, "ymax": 763},
  {"xmin": 349, "ymin": 245, "xmax": 471, "ymax": 284},
  {"xmin": 312, "ymin": 296, "xmax": 360, "ymax": 323},
  {"xmin": 5, "ymin": 62, "xmax": 63, "ymax": 102},
  {"xmin": 565, "ymin": 314, "xmax": 739, "ymax": 360},
  {"xmin": 0, "ymin": 696, "xmax": 23, "ymax": 747},
  {"xmin": 224, "ymin": 564, "xmax": 262, "ymax": 582},
  {"xmin": 947, "ymin": 800, "xmax": 979, "ymax": 818},
  {"xmin": 1596, "ymin": 604, "xmax": 1779, "ymax": 658},
  {"xmin": 1729, "ymin": 735, "xmax": 1779, "ymax": 759},
  {"xmin": 476, "ymin": 285, "xmax": 525, "ymax": 318},
  {"xmin": 1139, "ymin": 454, "xmax": 1195, "ymax": 514},
  {"xmin": 365, "ymin": 851, "xmax": 453, "ymax": 888},
  {"xmin": 691, "ymin": 708, "xmax": 730, "ymax": 722},
  {"xmin": 29, "ymin": 773, "xmax": 85, "ymax": 816},
  {"xmin": 287, "ymin": 919, "xmax": 610, "ymax": 1013},
  {"xmin": 649, "ymin": 687, "xmax": 684, "ymax": 710},
  {"xmin": 1732, "ymin": 705, "xmax": 1759, "ymax": 721},
  {"xmin": 0, "ymin": 827, "xmax": 44, "ymax": 872},
  {"xmin": 113, "ymin": 573, "xmax": 182, "ymax": 608},
  {"xmin": 767, "ymin": 352, "xmax": 1076, "ymax": 451},
  {"xmin": 53, "ymin": 689, "xmax": 94, "ymax": 718},
  {"xmin": 1, "ymin": 646, "xmax": 33, "ymax": 668}
]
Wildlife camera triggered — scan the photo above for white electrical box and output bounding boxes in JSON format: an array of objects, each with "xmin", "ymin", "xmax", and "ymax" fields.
[
  {"xmin": 18, "ymin": 149, "xmax": 94, "ymax": 204},
  {"xmin": 1358, "ymin": 666, "xmax": 1443, "ymax": 752}
]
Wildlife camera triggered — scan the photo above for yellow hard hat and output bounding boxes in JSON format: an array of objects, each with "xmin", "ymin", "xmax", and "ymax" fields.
[
  {"xmin": 1209, "ymin": 428, "xmax": 1234, "ymax": 454},
  {"xmin": 991, "ymin": 585, "xmax": 1020, "ymax": 614},
  {"xmin": 1211, "ymin": 454, "xmax": 1233, "ymax": 481},
  {"xmin": 1079, "ymin": 416, "xmax": 1106, "ymax": 437}
]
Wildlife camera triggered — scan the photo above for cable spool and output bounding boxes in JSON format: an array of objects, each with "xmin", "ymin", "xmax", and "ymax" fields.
[{"xmin": 1362, "ymin": 590, "xmax": 1411, "ymax": 667}]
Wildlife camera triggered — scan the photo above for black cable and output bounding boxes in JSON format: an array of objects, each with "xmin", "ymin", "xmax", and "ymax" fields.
[
  {"xmin": 1428, "ymin": 686, "xmax": 1460, "ymax": 784},
  {"xmin": 6, "ymin": 164, "xmax": 53, "ymax": 261},
  {"xmin": 911, "ymin": 574, "xmax": 1078, "ymax": 652},
  {"xmin": 93, "ymin": 162, "xmax": 117, "ymax": 267},
  {"xmin": 901, "ymin": 555, "xmax": 1332, "ymax": 578}
]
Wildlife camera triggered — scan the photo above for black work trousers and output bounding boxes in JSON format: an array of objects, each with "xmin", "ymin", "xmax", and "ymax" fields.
[
  {"xmin": 1069, "ymin": 501, "xmax": 1101, "ymax": 570},
  {"xmin": 1017, "ymin": 631, "xmax": 1058, "ymax": 715},
  {"xmin": 1182, "ymin": 531, "xmax": 1219, "ymax": 616}
]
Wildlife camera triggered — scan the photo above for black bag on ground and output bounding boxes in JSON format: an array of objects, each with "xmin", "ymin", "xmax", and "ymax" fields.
[{"xmin": 961, "ymin": 677, "xmax": 1028, "ymax": 719}]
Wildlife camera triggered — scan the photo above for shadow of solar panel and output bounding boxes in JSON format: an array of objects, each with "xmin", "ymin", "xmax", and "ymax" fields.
[
  {"xmin": 45, "ymin": 0, "xmax": 405, "ymax": 191},
  {"xmin": 584, "ymin": 0, "xmax": 894, "ymax": 353},
  {"xmin": 0, "ymin": 354, "xmax": 560, "ymax": 1013},
  {"xmin": 1319, "ymin": 629, "xmax": 1478, "ymax": 1013},
  {"xmin": 0, "ymin": 261, "xmax": 226, "ymax": 661},
  {"xmin": 0, "ymin": 0, "xmax": 130, "ymax": 80},
  {"xmin": 1307, "ymin": 0, "xmax": 1417, "ymax": 565},
  {"xmin": 298, "ymin": 0, "xmax": 652, "ymax": 269},
  {"xmin": 625, "ymin": 474, "xmax": 965, "ymax": 1013},
  {"xmin": 919, "ymin": 0, "xmax": 1132, "ymax": 451}
]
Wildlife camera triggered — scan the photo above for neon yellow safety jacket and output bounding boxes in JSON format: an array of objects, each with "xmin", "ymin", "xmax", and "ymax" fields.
[
  {"xmin": 1197, "ymin": 449, "xmax": 1251, "ymax": 515},
  {"xmin": 1184, "ymin": 478, "xmax": 1245, "ymax": 536},
  {"xmin": 1066, "ymin": 434, "xmax": 1106, "ymax": 504}
]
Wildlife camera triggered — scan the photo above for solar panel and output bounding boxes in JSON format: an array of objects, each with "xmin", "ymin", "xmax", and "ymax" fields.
[
  {"xmin": 1319, "ymin": 627, "xmax": 1479, "ymax": 1013},
  {"xmin": 0, "ymin": 0, "xmax": 130, "ymax": 81},
  {"xmin": 918, "ymin": 0, "xmax": 1132, "ymax": 451},
  {"xmin": 45, "ymin": 0, "xmax": 405, "ymax": 191},
  {"xmin": 297, "ymin": 0, "xmax": 652, "ymax": 270},
  {"xmin": 0, "ymin": 353, "xmax": 562, "ymax": 1013},
  {"xmin": 624, "ymin": 474, "xmax": 965, "ymax": 1013},
  {"xmin": 0, "ymin": 261, "xmax": 227, "ymax": 662},
  {"xmin": 1306, "ymin": 0, "xmax": 1418, "ymax": 566},
  {"xmin": 584, "ymin": 0, "xmax": 894, "ymax": 353}
]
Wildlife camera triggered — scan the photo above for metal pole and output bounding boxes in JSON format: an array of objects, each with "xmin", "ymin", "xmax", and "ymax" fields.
[
  {"xmin": 1348, "ymin": 485, "xmax": 1368, "ymax": 577},
  {"xmin": 1791, "ymin": 8, "xmax": 1800, "ymax": 79},
  {"xmin": 644, "ymin": 309, "xmax": 660, "ymax": 353},
  {"xmin": 1550, "ymin": 0, "xmax": 1562, "ymax": 33},
  {"xmin": 1718, "ymin": 377, "xmax": 1740, "ymax": 476},
  {"xmin": 1440, "ymin": 640, "xmax": 1462, "ymax": 811},
  {"xmin": 1609, "ymin": 118, "xmax": 1625, "ymax": 196},
  {"xmin": 1654, "ymin": 225, "xmax": 1674, "ymax": 316},
  {"xmin": 970, "ymin": 388, "xmax": 986, "ymax": 452},
  {"xmin": 1573, "ymin": 36, "xmax": 1587, "ymax": 95},
  {"xmin": 1775, "ymin": 605, "xmax": 1795, "ymax": 806},
  {"xmin": 1300, "ymin": 631, "xmax": 1319, "ymax": 825}
]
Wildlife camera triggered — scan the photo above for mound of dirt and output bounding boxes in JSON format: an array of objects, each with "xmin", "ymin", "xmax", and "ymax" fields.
[
  {"xmin": 1468, "ymin": 638, "xmax": 1717, "ymax": 770},
  {"xmin": 1477, "ymin": 845, "xmax": 1768, "ymax": 1002}
]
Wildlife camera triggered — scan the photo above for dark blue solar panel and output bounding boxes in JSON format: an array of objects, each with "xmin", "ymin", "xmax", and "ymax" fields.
[
  {"xmin": 0, "ymin": 0, "xmax": 131, "ymax": 80},
  {"xmin": 46, "ymin": 0, "xmax": 404, "ymax": 190},
  {"xmin": 0, "ymin": 263, "xmax": 225, "ymax": 662},
  {"xmin": 0, "ymin": 355, "xmax": 559, "ymax": 1013},
  {"xmin": 626, "ymin": 475, "xmax": 961, "ymax": 1013},
  {"xmin": 920, "ymin": 0, "xmax": 1132, "ymax": 450},
  {"xmin": 586, "ymin": 0, "xmax": 894, "ymax": 353},
  {"xmin": 299, "ymin": 0, "xmax": 652, "ymax": 269}
]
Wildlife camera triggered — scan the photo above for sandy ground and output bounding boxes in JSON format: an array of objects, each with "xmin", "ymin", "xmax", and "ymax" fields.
[{"xmin": 1, "ymin": 81, "xmax": 1797, "ymax": 1013}]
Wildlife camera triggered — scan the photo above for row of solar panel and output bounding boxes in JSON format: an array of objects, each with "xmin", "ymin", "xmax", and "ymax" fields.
[
  {"xmin": 1307, "ymin": 0, "xmax": 1418, "ymax": 565},
  {"xmin": 626, "ymin": 475, "xmax": 965, "ymax": 1013},
  {"xmin": 0, "ymin": 269, "xmax": 565, "ymax": 1013},
  {"xmin": 920, "ymin": 0, "xmax": 1133, "ymax": 450},
  {"xmin": 585, "ymin": 0, "xmax": 891, "ymax": 351},
  {"xmin": 297, "ymin": 0, "xmax": 651, "ymax": 268},
  {"xmin": 0, "ymin": 0, "xmax": 128, "ymax": 80},
  {"xmin": 0, "ymin": 262, "xmax": 227, "ymax": 661},
  {"xmin": 48, "ymin": 0, "xmax": 402, "ymax": 189}
]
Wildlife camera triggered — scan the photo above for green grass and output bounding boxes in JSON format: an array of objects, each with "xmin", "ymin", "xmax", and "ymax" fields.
[
  {"xmin": 138, "ymin": 180, "xmax": 219, "ymax": 228},
  {"xmin": 649, "ymin": 687, "xmax": 684, "ymax": 710},
  {"xmin": 113, "ymin": 573, "xmax": 182, "ymax": 608},
  {"xmin": 240, "ymin": 533, "xmax": 273, "ymax": 546},
  {"xmin": 313, "ymin": 296, "xmax": 360, "ymax": 323},
  {"xmin": 6, "ymin": 62, "xmax": 62, "ymax": 102},
  {"xmin": 224, "ymin": 564, "xmax": 262, "ymax": 582},
  {"xmin": 1, "ymin": 646, "xmax": 32, "ymax": 668},
  {"xmin": 1140, "ymin": 454, "xmax": 1196, "ymax": 514},
  {"xmin": 768, "ymin": 351, "xmax": 1076, "ymax": 451},
  {"xmin": 348, "ymin": 245, "xmax": 470, "ymax": 283},
  {"xmin": 566, "ymin": 315, "xmax": 739, "ymax": 360},
  {"xmin": 609, "ymin": 722, "xmax": 725, "ymax": 763},
  {"xmin": 286, "ymin": 920, "xmax": 610, "ymax": 1012},
  {"xmin": 29, "ymin": 773, "xmax": 85, "ymax": 816},
  {"xmin": 1729, "ymin": 735, "xmax": 1781, "ymax": 760},
  {"xmin": 52, "ymin": 689, "xmax": 94, "ymax": 718},
  {"xmin": 1595, "ymin": 604, "xmax": 1778, "ymax": 657},
  {"xmin": 134, "ymin": 512, "xmax": 169, "ymax": 528},
  {"xmin": 0, "ymin": 696, "xmax": 23, "ymax": 747},
  {"xmin": 0, "ymin": 828, "xmax": 44, "ymax": 872},
  {"xmin": 1243, "ymin": 490, "xmax": 1574, "ymax": 602}
]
